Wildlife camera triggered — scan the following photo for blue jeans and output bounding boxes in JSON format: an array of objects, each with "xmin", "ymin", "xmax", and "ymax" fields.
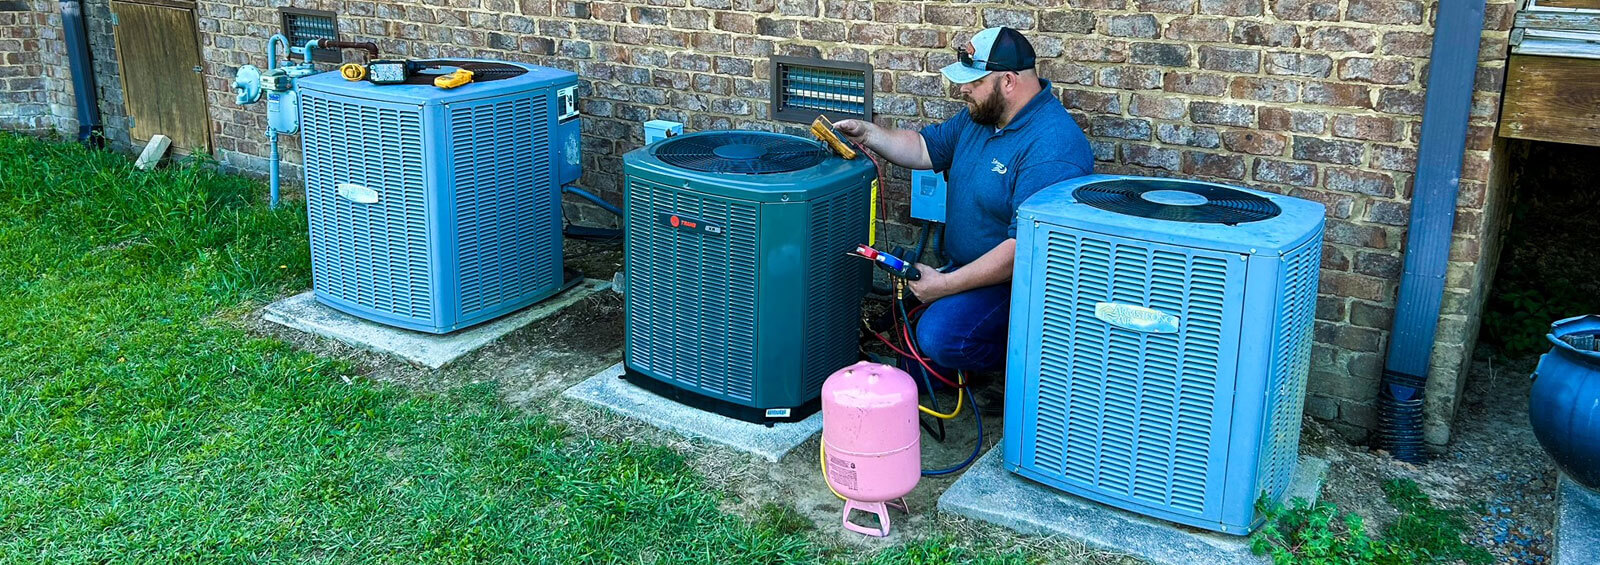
[{"xmin": 912, "ymin": 283, "xmax": 1011, "ymax": 373}]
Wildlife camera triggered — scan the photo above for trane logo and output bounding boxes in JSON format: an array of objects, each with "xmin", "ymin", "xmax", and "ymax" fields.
[
  {"xmin": 661, "ymin": 213, "xmax": 723, "ymax": 235},
  {"xmin": 1094, "ymin": 302, "xmax": 1180, "ymax": 334}
]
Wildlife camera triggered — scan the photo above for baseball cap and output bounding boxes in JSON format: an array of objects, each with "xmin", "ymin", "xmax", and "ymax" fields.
[{"xmin": 940, "ymin": 27, "xmax": 1037, "ymax": 85}]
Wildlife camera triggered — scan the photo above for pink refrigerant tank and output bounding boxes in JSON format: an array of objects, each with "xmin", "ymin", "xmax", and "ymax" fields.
[{"xmin": 821, "ymin": 361, "xmax": 921, "ymax": 537}]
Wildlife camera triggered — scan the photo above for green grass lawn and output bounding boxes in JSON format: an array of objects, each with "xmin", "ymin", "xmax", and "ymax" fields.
[{"xmin": 0, "ymin": 133, "xmax": 1041, "ymax": 564}]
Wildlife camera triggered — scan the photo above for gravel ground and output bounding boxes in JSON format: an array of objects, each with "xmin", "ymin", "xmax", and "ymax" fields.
[{"xmin": 1305, "ymin": 347, "xmax": 1557, "ymax": 565}]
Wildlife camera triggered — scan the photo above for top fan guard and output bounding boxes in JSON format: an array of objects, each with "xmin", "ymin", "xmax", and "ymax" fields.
[
  {"xmin": 1073, "ymin": 179, "xmax": 1282, "ymax": 225},
  {"xmin": 655, "ymin": 132, "xmax": 829, "ymax": 174}
]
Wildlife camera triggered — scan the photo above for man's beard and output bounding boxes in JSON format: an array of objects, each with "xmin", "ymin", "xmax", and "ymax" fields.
[{"xmin": 966, "ymin": 87, "xmax": 1005, "ymax": 127}]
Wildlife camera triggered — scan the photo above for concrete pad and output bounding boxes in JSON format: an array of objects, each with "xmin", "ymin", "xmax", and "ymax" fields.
[
  {"xmin": 562, "ymin": 363, "xmax": 822, "ymax": 463},
  {"xmin": 262, "ymin": 279, "xmax": 608, "ymax": 369},
  {"xmin": 1557, "ymin": 475, "xmax": 1600, "ymax": 565},
  {"xmin": 938, "ymin": 448, "xmax": 1330, "ymax": 565}
]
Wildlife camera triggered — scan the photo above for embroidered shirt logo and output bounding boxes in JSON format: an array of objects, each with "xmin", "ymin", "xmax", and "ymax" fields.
[{"xmin": 991, "ymin": 159, "xmax": 1008, "ymax": 175}]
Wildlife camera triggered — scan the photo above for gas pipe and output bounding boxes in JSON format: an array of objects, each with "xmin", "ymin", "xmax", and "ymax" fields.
[{"xmin": 821, "ymin": 361, "xmax": 920, "ymax": 537}]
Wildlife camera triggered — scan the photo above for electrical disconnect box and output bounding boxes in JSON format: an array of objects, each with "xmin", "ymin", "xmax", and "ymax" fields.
[
  {"xmin": 643, "ymin": 120, "xmax": 682, "ymax": 145},
  {"xmin": 910, "ymin": 169, "xmax": 947, "ymax": 223}
]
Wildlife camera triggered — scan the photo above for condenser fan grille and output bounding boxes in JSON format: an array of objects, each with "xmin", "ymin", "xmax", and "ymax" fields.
[
  {"xmin": 654, "ymin": 132, "xmax": 828, "ymax": 174},
  {"xmin": 403, "ymin": 60, "xmax": 527, "ymax": 84},
  {"xmin": 1074, "ymin": 179, "xmax": 1281, "ymax": 224}
]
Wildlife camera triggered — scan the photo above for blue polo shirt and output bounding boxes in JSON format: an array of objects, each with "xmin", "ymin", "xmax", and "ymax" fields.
[{"xmin": 920, "ymin": 79, "xmax": 1093, "ymax": 267}]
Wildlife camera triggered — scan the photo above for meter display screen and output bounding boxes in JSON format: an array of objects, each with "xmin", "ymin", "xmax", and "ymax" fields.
[{"xmin": 368, "ymin": 61, "xmax": 409, "ymax": 84}]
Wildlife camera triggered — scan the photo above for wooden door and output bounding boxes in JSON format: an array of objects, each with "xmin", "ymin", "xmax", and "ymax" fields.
[{"xmin": 110, "ymin": 1, "xmax": 211, "ymax": 154}]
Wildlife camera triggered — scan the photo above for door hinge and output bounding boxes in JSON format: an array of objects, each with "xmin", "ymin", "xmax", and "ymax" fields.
[
  {"xmin": 110, "ymin": 13, "xmax": 118, "ymax": 25},
  {"xmin": 127, "ymin": 116, "xmax": 135, "ymax": 128}
]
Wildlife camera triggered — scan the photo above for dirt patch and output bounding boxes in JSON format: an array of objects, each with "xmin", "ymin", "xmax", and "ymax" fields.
[{"xmin": 1307, "ymin": 348, "xmax": 1557, "ymax": 565}]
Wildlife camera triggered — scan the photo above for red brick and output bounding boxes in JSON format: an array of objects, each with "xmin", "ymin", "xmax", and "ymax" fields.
[
  {"xmin": 874, "ymin": 2, "xmax": 921, "ymax": 23},
  {"xmin": 1221, "ymin": 129, "xmax": 1288, "ymax": 155},
  {"xmin": 1382, "ymin": 31, "xmax": 1431, "ymax": 57},
  {"xmin": 1199, "ymin": 46, "xmax": 1261, "ymax": 73},
  {"xmin": 1130, "ymin": 94, "xmax": 1187, "ymax": 119},
  {"xmin": 1233, "ymin": 21, "xmax": 1300, "ymax": 47},
  {"xmin": 714, "ymin": 12, "xmax": 755, "ymax": 33},
  {"xmin": 1165, "ymin": 17, "xmax": 1230, "ymax": 43},
  {"xmin": 1332, "ymin": 114, "xmax": 1403, "ymax": 142},
  {"xmin": 1308, "ymin": 27, "xmax": 1378, "ymax": 53},
  {"xmin": 1325, "ymin": 167, "xmax": 1395, "ymax": 197},
  {"xmin": 1260, "ymin": 107, "xmax": 1293, "ymax": 131},
  {"xmin": 1255, "ymin": 158, "xmax": 1318, "ymax": 186},
  {"xmin": 1321, "ymin": 246, "xmax": 1351, "ymax": 271},
  {"xmin": 1302, "ymin": 82, "xmax": 1373, "ymax": 109},
  {"xmin": 1070, "ymin": 0, "xmax": 1128, "ymax": 7},
  {"xmin": 1294, "ymin": 136, "xmax": 1364, "ymax": 165},
  {"xmin": 984, "ymin": 8, "xmax": 1037, "ymax": 30},
  {"xmin": 1065, "ymin": 39, "xmax": 1130, "ymax": 63},
  {"xmin": 1190, "ymin": 101, "xmax": 1255, "ymax": 126},
  {"xmin": 1042, "ymin": 10, "xmax": 1096, "ymax": 33},
  {"xmin": 849, "ymin": 23, "xmax": 895, "ymax": 45},
  {"xmin": 1347, "ymin": 0, "xmax": 1423, "ymax": 25},
  {"xmin": 1163, "ymin": 71, "xmax": 1227, "ymax": 96},
  {"xmin": 1062, "ymin": 90, "xmax": 1123, "ymax": 113},
  {"xmin": 1271, "ymin": 0, "xmax": 1339, "ymax": 21},
  {"xmin": 1231, "ymin": 77, "xmax": 1298, "ymax": 103},
  {"xmin": 1125, "ymin": 143, "xmax": 1182, "ymax": 171},
  {"xmin": 1266, "ymin": 52, "xmax": 1333, "ymax": 78},
  {"xmin": 1200, "ymin": 0, "xmax": 1262, "ymax": 16},
  {"xmin": 1338, "ymin": 58, "xmax": 1415, "ymax": 86},
  {"xmin": 1370, "ymin": 144, "xmax": 1417, "ymax": 172},
  {"xmin": 1098, "ymin": 67, "xmax": 1162, "ymax": 90},
  {"xmin": 927, "ymin": 6, "xmax": 978, "ymax": 27},
  {"xmin": 1134, "ymin": 0, "xmax": 1196, "ymax": 13},
  {"xmin": 1183, "ymin": 151, "xmax": 1247, "ymax": 179}
]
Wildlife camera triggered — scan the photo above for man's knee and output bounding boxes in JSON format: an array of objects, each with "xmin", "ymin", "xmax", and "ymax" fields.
[{"xmin": 913, "ymin": 320, "xmax": 960, "ymax": 369}]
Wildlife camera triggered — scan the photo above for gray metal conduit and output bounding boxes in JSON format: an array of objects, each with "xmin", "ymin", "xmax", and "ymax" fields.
[
  {"xmin": 60, "ymin": 0, "xmax": 102, "ymax": 147},
  {"xmin": 1377, "ymin": 0, "xmax": 1490, "ymax": 463}
]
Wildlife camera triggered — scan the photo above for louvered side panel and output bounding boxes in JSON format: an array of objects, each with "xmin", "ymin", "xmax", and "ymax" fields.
[
  {"xmin": 800, "ymin": 187, "xmax": 870, "ymax": 396},
  {"xmin": 624, "ymin": 178, "xmax": 759, "ymax": 402},
  {"xmin": 449, "ymin": 95, "xmax": 553, "ymax": 317},
  {"xmin": 1031, "ymin": 230, "xmax": 1229, "ymax": 517},
  {"xmin": 301, "ymin": 94, "xmax": 432, "ymax": 322},
  {"xmin": 1256, "ymin": 239, "xmax": 1321, "ymax": 500}
]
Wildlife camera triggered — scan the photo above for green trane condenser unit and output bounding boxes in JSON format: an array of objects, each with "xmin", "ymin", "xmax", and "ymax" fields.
[{"xmin": 622, "ymin": 131, "xmax": 874, "ymax": 424}]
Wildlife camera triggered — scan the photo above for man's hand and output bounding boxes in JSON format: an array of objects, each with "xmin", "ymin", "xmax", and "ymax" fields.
[
  {"xmin": 832, "ymin": 119, "xmax": 874, "ymax": 147},
  {"xmin": 907, "ymin": 263, "xmax": 958, "ymax": 303}
]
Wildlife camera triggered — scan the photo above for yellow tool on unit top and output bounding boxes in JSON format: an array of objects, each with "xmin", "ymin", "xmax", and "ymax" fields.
[
  {"xmin": 433, "ymin": 68, "xmax": 474, "ymax": 89},
  {"xmin": 810, "ymin": 115, "xmax": 857, "ymax": 160}
]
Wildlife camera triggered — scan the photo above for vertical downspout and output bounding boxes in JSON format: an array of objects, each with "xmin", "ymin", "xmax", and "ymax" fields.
[
  {"xmin": 60, "ymin": 0, "xmax": 103, "ymax": 147},
  {"xmin": 1377, "ymin": 0, "xmax": 1491, "ymax": 463}
]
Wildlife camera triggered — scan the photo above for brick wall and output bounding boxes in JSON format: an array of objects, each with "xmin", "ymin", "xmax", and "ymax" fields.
[
  {"xmin": 31, "ymin": 0, "xmax": 135, "ymax": 147},
  {"xmin": 0, "ymin": 1, "xmax": 51, "ymax": 131},
  {"xmin": 22, "ymin": 0, "xmax": 1519, "ymax": 443}
]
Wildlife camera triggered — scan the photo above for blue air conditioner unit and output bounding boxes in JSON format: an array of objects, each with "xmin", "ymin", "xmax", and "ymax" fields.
[
  {"xmin": 622, "ymin": 131, "xmax": 874, "ymax": 424},
  {"xmin": 1002, "ymin": 174, "xmax": 1325, "ymax": 535},
  {"xmin": 296, "ymin": 60, "xmax": 581, "ymax": 333}
]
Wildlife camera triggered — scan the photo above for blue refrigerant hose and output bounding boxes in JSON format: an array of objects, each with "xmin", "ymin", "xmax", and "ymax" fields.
[
  {"xmin": 896, "ymin": 294, "xmax": 984, "ymax": 477},
  {"xmin": 923, "ymin": 393, "xmax": 983, "ymax": 476},
  {"xmin": 562, "ymin": 185, "xmax": 623, "ymax": 217}
]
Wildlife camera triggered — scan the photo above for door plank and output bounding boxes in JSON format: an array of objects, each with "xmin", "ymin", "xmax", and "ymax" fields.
[
  {"xmin": 1499, "ymin": 54, "xmax": 1600, "ymax": 147},
  {"xmin": 110, "ymin": 1, "xmax": 211, "ymax": 153}
]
